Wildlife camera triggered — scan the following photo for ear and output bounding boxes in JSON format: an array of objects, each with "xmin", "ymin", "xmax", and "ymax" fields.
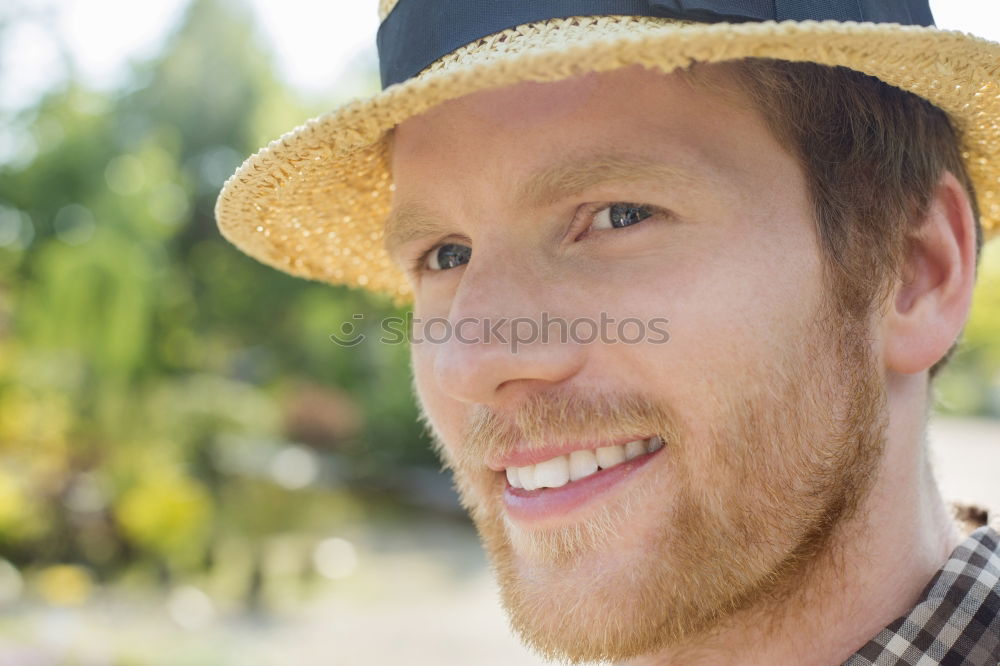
[{"xmin": 882, "ymin": 171, "xmax": 978, "ymax": 375}]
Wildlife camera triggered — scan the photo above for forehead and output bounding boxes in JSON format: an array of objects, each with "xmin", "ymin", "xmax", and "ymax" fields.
[
  {"xmin": 391, "ymin": 63, "xmax": 758, "ymax": 157},
  {"xmin": 392, "ymin": 65, "xmax": 753, "ymax": 160},
  {"xmin": 390, "ymin": 64, "xmax": 773, "ymax": 183},
  {"xmin": 386, "ymin": 64, "xmax": 793, "ymax": 252}
]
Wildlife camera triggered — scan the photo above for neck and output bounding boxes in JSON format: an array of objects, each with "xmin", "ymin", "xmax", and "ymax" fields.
[{"xmin": 624, "ymin": 372, "xmax": 964, "ymax": 666}]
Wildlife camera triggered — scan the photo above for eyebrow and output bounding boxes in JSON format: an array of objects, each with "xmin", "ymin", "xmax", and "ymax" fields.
[
  {"xmin": 518, "ymin": 153, "xmax": 706, "ymax": 210},
  {"xmin": 383, "ymin": 153, "xmax": 708, "ymax": 262},
  {"xmin": 383, "ymin": 200, "xmax": 450, "ymax": 263}
]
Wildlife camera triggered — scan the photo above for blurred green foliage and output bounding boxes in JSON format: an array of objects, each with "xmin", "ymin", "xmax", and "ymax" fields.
[
  {"xmin": 935, "ymin": 240, "xmax": 1000, "ymax": 415},
  {"xmin": 0, "ymin": 0, "xmax": 434, "ymax": 593},
  {"xmin": 0, "ymin": 0, "xmax": 997, "ymax": 610}
]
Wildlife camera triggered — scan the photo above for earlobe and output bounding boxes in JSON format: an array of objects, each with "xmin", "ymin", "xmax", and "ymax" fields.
[{"xmin": 883, "ymin": 171, "xmax": 978, "ymax": 376}]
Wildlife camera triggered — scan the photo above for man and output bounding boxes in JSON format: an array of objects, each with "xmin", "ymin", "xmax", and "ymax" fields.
[{"xmin": 216, "ymin": 2, "xmax": 1000, "ymax": 664}]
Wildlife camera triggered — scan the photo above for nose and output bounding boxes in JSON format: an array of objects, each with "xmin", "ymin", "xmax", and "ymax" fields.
[{"xmin": 424, "ymin": 261, "xmax": 586, "ymax": 407}]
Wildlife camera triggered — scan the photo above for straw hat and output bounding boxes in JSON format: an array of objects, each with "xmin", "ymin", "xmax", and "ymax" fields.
[{"xmin": 215, "ymin": 0, "xmax": 1000, "ymax": 303}]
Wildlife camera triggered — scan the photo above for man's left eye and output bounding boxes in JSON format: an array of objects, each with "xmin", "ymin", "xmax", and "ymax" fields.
[{"xmin": 590, "ymin": 203, "xmax": 654, "ymax": 231}]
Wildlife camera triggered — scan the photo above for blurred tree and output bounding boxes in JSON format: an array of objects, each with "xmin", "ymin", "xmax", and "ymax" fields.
[
  {"xmin": 935, "ymin": 241, "xmax": 1000, "ymax": 416},
  {"xmin": 0, "ymin": 0, "xmax": 434, "ymax": 592}
]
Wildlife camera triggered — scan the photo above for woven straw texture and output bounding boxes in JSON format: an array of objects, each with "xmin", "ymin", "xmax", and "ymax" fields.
[{"xmin": 215, "ymin": 16, "xmax": 1000, "ymax": 303}]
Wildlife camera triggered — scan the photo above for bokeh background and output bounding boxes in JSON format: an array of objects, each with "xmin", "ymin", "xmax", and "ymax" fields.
[{"xmin": 0, "ymin": 1, "xmax": 998, "ymax": 664}]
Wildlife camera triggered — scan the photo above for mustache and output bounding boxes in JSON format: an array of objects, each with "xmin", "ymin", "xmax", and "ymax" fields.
[{"xmin": 453, "ymin": 388, "xmax": 685, "ymax": 472}]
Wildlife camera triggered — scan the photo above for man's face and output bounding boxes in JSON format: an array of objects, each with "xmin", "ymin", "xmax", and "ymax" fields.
[{"xmin": 389, "ymin": 66, "xmax": 888, "ymax": 662}]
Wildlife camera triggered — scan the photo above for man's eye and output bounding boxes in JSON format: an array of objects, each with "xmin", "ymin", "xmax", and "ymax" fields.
[
  {"xmin": 590, "ymin": 203, "xmax": 654, "ymax": 231},
  {"xmin": 424, "ymin": 242, "xmax": 471, "ymax": 271}
]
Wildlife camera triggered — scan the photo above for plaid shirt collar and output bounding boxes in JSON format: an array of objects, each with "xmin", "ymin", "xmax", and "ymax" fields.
[{"xmin": 845, "ymin": 524, "xmax": 1000, "ymax": 666}]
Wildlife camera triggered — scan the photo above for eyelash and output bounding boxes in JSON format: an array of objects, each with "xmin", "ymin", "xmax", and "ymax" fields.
[
  {"xmin": 411, "ymin": 202, "xmax": 668, "ymax": 275},
  {"xmin": 411, "ymin": 239, "xmax": 466, "ymax": 275},
  {"xmin": 572, "ymin": 202, "xmax": 667, "ymax": 241}
]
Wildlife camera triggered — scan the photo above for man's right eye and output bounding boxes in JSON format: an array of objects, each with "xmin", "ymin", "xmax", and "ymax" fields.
[{"xmin": 423, "ymin": 243, "xmax": 472, "ymax": 271}]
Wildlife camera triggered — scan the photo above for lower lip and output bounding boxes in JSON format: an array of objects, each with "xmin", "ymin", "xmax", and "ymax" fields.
[{"xmin": 501, "ymin": 447, "xmax": 665, "ymax": 524}]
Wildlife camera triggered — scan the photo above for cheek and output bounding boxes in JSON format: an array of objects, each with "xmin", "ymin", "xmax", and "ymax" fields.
[
  {"xmin": 410, "ymin": 345, "xmax": 465, "ymax": 458},
  {"xmin": 637, "ymin": 219, "xmax": 820, "ymax": 361},
  {"xmin": 588, "ymin": 219, "xmax": 825, "ymax": 431}
]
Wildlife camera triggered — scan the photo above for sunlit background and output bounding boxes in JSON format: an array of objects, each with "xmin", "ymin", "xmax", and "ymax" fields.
[{"xmin": 0, "ymin": 1, "xmax": 998, "ymax": 664}]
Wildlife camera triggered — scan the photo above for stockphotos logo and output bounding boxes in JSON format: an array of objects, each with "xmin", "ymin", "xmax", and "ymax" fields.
[{"xmin": 330, "ymin": 312, "xmax": 670, "ymax": 352}]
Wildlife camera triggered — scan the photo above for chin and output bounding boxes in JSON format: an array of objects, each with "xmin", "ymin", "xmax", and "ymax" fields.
[{"xmin": 464, "ymin": 464, "xmax": 742, "ymax": 663}]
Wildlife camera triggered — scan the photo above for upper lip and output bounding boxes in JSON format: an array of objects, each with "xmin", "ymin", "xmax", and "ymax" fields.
[{"xmin": 486, "ymin": 434, "xmax": 656, "ymax": 472}]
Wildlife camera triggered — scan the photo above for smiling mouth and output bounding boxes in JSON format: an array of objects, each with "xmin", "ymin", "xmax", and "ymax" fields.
[
  {"xmin": 504, "ymin": 436, "xmax": 664, "ymax": 490},
  {"xmin": 498, "ymin": 436, "xmax": 667, "ymax": 523}
]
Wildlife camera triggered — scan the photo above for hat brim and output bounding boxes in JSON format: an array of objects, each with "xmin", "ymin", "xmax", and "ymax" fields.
[{"xmin": 215, "ymin": 16, "xmax": 1000, "ymax": 303}]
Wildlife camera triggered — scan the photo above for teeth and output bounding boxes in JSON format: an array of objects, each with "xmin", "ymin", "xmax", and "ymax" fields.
[
  {"xmin": 505, "ymin": 436, "xmax": 664, "ymax": 490},
  {"xmin": 624, "ymin": 439, "xmax": 646, "ymax": 461},
  {"xmin": 595, "ymin": 445, "xmax": 626, "ymax": 469},
  {"xmin": 568, "ymin": 450, "xmax": 598, "ymax": 482},
  {"xmin": 533, "ymin": 456, "xmax": 570, "ymax": 489},
  {"xmin": 518, "ymin": 465, "xmax": 537, "ymax": 491},
  {"xmin": 506, "ymin": 467, "xmax": 520, "ymax": 488}
]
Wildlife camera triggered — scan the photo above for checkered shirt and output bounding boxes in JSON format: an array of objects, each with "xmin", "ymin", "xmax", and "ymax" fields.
[{"xmin": 845, "ymin": 524, "xmax": 1000, "ymax": 666}]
